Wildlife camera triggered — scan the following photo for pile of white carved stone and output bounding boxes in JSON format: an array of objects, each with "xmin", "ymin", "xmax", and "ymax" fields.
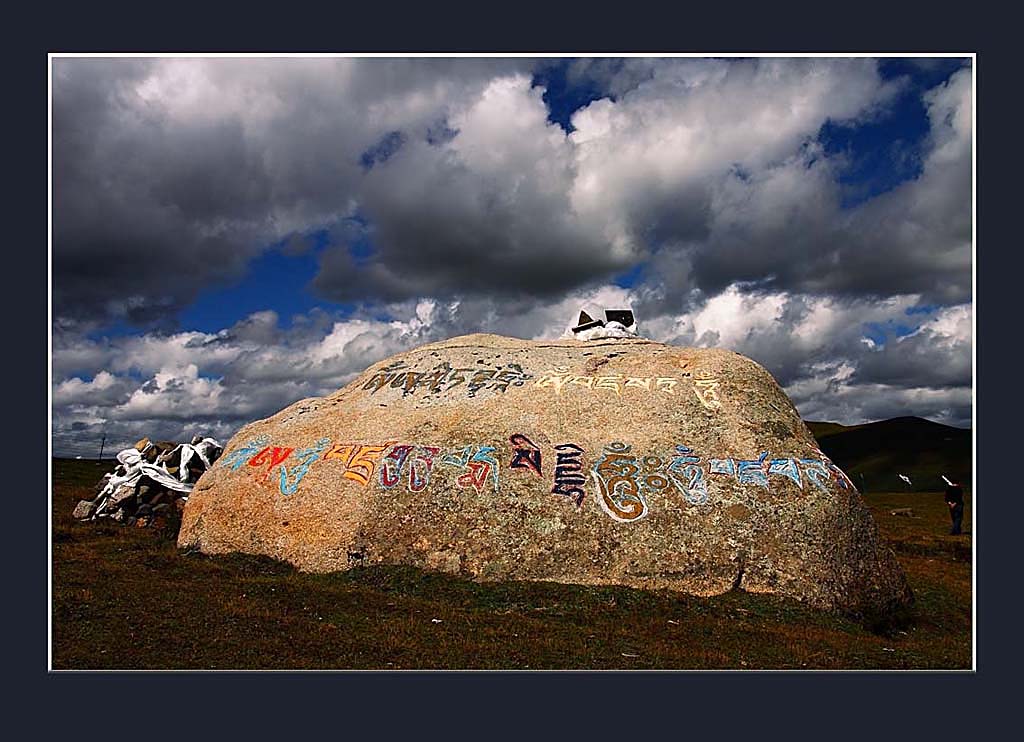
[{"xmin": 73, "ymin": 436, "xmax": 222, "ymax": 528}]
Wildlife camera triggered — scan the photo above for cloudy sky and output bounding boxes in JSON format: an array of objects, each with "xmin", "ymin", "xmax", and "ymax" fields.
[{"xmin": 50, "ymin": 55, "xmax": 973, "ymax": 457}]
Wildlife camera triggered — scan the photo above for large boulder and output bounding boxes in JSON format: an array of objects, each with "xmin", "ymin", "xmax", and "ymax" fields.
[{"xmin": 179, "ymin": 333, "xmax": 912, "ymax": 622}]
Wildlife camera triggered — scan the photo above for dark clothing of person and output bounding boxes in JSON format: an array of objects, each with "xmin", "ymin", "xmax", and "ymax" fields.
[
  {"xmin": 945, "ymin": 484, "xmax": 965, "ymax": 535},
  {"xmin": 949, "ymin": 502, "xmax": 964, "ymax": 535}
]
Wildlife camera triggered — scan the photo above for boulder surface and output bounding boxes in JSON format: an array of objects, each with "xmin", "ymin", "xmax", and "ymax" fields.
[{"xmin": 179, "ymin": 333, "xmax": 912, "ymax": 621}]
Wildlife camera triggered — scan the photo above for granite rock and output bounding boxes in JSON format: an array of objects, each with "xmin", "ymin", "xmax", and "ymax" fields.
[{"xmin": 178, "ymin": 333, "xmax": 913, "ymax": 622}]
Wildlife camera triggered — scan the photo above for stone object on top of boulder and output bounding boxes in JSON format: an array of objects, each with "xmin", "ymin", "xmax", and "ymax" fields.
[
  {"xmin": 563, "ymin": 303, "xmax": 640, "ymax": 341},
  {"xmin": 178, "ymin": 333, "xmax": 913, "ymax": 625}
]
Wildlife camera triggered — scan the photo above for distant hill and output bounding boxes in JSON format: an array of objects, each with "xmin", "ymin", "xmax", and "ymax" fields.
[{"xmin": 805, "ymin": 417, "xmax": 972, "ymax": 493}]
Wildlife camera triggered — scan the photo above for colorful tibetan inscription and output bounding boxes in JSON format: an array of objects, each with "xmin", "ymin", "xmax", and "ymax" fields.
[
  {"xmin": 669, "ymin": 445, "xmax": 709, "ymax": 505},
  {"xmin": 591, "ymin": 442, "xmax": 655, "ymax": 522},
  {"xmin": 362, "ymin": 361, "xmax": 532, "ymax": 398},
  {"xmin": 706, "ymin": 449, "xmax": 853, "ymax": 493},
  {"xmin": 552, "ymin": 443, "xmax": 586, "ymax": 507},
  {"xmin": 587, "ymin": 441, "xmax": 857, "ymax": 523},
  {"xmin": 218, "ymin": 435, "xmax": 270, "ymax": 470},
  {"xmin": 590, "ymin": 443, "xmax": 722, "ymax": 521},
  {"xmin": 441, "ymin": 445, "xmax": 500, "ymax": 493},
  {"xmin": 324, "ymin": 442, "xmax": 393, "ymax": 486},
  {"xmin": 379, "ymin": 444, "xmax": 441, "ymax": 492},
  {"xmin": 248, "ymin": 446, "xmax": 295, "ymax": 482},
  {"xmin": 215, "ymin": 435, "xmax": 856, "ymax": 510},
  {"xmin": 509, "ymin": 434, "xmax": 542, "ymax": 477},
  {"xmin": 279, "ymin": 438, "xmax": 330, "ymax": 496}
]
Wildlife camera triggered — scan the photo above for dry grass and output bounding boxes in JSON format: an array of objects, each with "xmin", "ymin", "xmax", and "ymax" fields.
[{"xmin": 51, "ymin": 459, "xmax": 971, "ymax": 670}]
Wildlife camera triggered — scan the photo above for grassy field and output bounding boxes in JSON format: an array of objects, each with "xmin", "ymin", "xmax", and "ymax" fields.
[{"xmin": 51, "ymin": 458, "xmax": 972, "ymax": 670}]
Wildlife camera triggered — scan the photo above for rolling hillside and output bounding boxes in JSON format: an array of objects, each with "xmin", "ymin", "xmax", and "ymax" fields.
[{"xmin": 806, "ymin": 416, "xmax": 972, "ymax": 493}]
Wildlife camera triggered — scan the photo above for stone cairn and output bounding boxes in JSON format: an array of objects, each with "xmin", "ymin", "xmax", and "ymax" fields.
[{"xmin": 73, "ymin": 436, "xmax": 223, "ymax": 528}]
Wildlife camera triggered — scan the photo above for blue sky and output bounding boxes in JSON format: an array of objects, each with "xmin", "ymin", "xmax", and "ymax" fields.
[
  {"xmin": 166, "ymin": 57, "xmax": 967, "ymax": 335},
  {"xmin": 177, "ymin": 239, "xmax": 334, "ymax": 333},
  {"xmin": 51, "ymin": 56, "xmax": 973, "ymax": 455}
]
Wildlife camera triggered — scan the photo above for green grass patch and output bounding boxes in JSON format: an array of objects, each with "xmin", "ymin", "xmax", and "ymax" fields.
[{"xmin": 51, "ymin": 459, "xmax": 972, "ymax": 669}]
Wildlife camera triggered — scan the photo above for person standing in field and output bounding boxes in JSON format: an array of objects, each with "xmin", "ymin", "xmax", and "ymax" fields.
[{"xmin": 944, "ymin": 479, "xmax": 965, "ymax": 535}]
